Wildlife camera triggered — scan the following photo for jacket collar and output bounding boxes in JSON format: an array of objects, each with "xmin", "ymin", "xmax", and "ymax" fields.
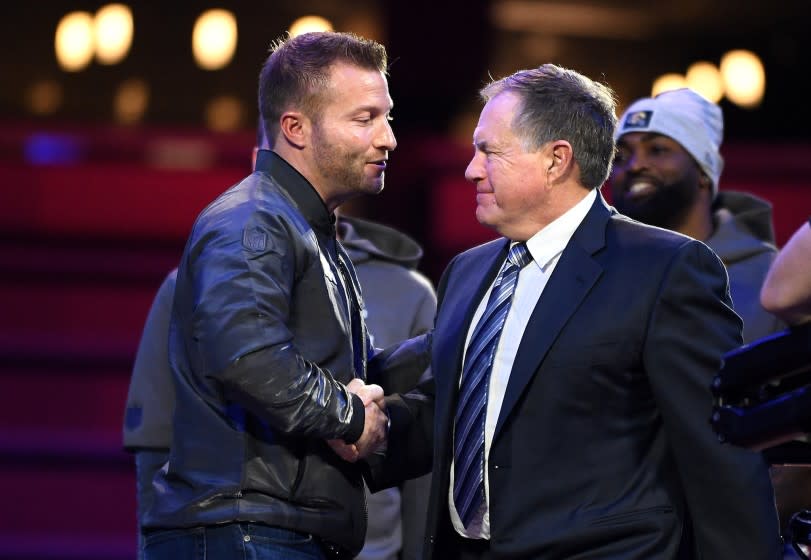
[{"xmin": 255, "ymin": 149, "xmax": 336, "ymax": 237}]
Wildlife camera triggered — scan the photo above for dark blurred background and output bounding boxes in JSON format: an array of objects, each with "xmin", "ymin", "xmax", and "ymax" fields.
[{"xmin": 1, "ymin": 1, "xmax": 810, "ymax": 558}]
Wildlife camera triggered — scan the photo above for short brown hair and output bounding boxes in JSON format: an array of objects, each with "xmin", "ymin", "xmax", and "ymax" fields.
[{"xmin": 258, "ymin": 32, "xmax": 388, "ymax": 145}]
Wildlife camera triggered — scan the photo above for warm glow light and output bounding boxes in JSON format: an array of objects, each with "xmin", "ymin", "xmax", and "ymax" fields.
[
  {"xmin": 288, "ymin": 15, "xmax": 334, "ymax": 37},
  {"xmin": 205, "ymin": 95, "xmax": 244, "ymax": 131},
  {"xmin": 342, "ymin": 13, "xmax": 383, "ymax": 42},
  {"xmin": 114, "ymin": 78, "xmax": 149, "ymax": 124},
  {"xmin": 651, "ymin": 73, "xmax": 687, "ymax": 96},
  {"xmin": 192, "ymin": 9, "xmax": 238, "ymax": 70},
  {"xmin": 685, "ymin": 61, "xmax": 724, "ymax": 103},
  {"xmin": 720, "ymin": 49, "xmax": 765, "ymax": 108},
  {"xmin": 26, "ymin": 80, "xmax": 63, "ymax": 115},
  {"xmin": 94, "ymin": 4, "xmax": 134, "ymax": 65},
  {"xmin": 55, "ymin": 11, "xmax": 95, "ymax": 71}
]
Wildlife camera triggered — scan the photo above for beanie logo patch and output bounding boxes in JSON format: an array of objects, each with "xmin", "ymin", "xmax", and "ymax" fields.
[{"xmin": 623, "ymin": 110, "xmax": 652, "ymax": 130}]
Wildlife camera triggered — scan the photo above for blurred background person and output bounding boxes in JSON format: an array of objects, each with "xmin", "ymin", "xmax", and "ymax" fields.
[
  {"xmin": 338, "ymin": 214, "xmax": 435, "ymax": 560},
  {"xmin": 611, "ymin": 88, "xmax": 784, "ymax": 344},
  {"xmin": 122, "ymin": 268, "xmax": 176, "ymax": 560}
]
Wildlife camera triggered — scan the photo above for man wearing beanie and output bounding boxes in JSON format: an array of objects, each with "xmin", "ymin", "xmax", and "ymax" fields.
[
  {"xmin": 612, "ymin": 88, "xmax": 798, "ymax": 557},
  {"xmin": 611, "ymin": 88, "xmax": 783, "ymax": 343}
]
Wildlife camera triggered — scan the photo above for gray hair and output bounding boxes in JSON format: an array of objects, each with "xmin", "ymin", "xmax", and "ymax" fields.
[{"xmin": 481, "ymin": 64, "xmax": 618, "ymax": 190}]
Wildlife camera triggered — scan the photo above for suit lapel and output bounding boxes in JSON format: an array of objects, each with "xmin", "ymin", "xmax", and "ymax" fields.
[{"xmin": 494, "ymin": 193, "xmax": 611, "ymax": 435}]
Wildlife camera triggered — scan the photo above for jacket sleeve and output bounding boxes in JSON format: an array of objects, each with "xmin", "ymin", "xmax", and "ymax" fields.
[
  {"xmin": 186, "ymin": 216, "xmax": 365, "ymax": 444},
  {"xmin": 645, "ymin": 239, "xmax": 782, "ymax": 559}
]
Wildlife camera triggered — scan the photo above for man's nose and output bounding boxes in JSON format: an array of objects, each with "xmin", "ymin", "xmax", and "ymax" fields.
[
  {"xmin": 465, "ymin": 152, "xmax": 484, "ymax": 182},
  {"xmin": 376, "ymin": 120, "xmax": 397, "ymax": 151}
]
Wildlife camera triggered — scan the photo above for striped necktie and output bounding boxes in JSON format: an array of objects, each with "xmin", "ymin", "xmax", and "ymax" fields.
[{"xmin": 453, "ymin": 242, "xmax": 532, "ymax": 530}]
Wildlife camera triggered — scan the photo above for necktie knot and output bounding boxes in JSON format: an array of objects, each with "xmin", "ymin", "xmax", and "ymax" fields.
[{"xmin": 507, "ymin": 242, "xmax": 531, "ymax": 269}]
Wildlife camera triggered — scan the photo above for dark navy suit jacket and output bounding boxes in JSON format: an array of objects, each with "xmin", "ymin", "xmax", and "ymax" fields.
[{"xmin": 372, "ymin": 192, "xmax": 781, "ymax": 560}]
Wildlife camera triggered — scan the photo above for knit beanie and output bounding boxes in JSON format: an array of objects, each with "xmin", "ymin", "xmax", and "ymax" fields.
[{"xmin": 614, "ymin": 88, "xmax": 724, "ymax": 196}]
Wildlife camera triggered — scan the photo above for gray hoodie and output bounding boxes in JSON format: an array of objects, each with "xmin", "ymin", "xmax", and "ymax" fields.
[
  {"xmin": 708, "ymin": 191, "xmax": 784, "ymax": 343},
  {"xmin": 338, "ymin": 215, "xmax": 436, "ymax": 560}
]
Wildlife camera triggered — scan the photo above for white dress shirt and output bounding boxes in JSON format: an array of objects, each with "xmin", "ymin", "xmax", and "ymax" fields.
[{"xmin": 449, "ymin": 188, "xmax": 597, "ymax": 539}]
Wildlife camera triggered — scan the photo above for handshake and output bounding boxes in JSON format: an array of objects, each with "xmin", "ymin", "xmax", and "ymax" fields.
[{"xmin": 328, "ymin": 378, "xmax": 389, "ymax": 462}]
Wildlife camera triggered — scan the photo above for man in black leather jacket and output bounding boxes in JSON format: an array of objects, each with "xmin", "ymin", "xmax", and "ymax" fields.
[{"xmin": 142, "ymin": 31, "xmax": 396, "ymax": 560}]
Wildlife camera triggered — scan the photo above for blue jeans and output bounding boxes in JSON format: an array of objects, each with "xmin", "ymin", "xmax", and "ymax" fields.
[
  {"xmin": 143, "ymin": 522, "xmax": 326, "ymax": 560},
  {"xmin": 135, "ymin": 450, "xmax": 170, "ymax": 560}
]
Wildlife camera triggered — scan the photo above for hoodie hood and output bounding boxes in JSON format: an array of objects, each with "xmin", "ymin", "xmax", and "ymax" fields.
[
  {"xmin": 706, "ymin": 190, "xmax": 784, "ymax": 343},
  {"xmin": 709, "ymin": 190, "xmax": 777, "ymax": 265},
  {"xmin": 337, "ymin": 215, "xmax": 424, "ymax": 270}
]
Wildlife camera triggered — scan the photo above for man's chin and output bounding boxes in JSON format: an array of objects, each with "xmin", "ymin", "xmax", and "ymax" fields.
[
  {"xmin": 475, "ymin": 206, "xmax": 500, "ymax": 230},
  {"xmin": 361, "ymin": 174, "xmax": 385, "ymax": 195}
]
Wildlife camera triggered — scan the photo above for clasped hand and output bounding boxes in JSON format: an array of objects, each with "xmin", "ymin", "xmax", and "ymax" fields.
[{"xmin": 327, "ymin": 378, "xmax": 388, "ymax": 463}]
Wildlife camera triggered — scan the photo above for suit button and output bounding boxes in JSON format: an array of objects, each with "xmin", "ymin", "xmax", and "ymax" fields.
[
  {"xmin": 429, "ymin": 535, "xmax": 435, "ymax": 544},
  {"xmin": 493, "ymin": 464, "xmax": 499, "ymax": 469}
]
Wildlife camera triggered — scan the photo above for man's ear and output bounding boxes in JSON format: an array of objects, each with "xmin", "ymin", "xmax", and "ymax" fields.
[
  {"xmin": 279, "ymin": 111, "xmax": 308, "ymax": 149},
  {"xmin": 547, "ymin": 140, "xmax": 574, "ymax": 182}
]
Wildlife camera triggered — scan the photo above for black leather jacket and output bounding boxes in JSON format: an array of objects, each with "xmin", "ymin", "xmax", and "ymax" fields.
[{"xmin": 143, "ymin": 150, "xmax": 370, "ymax": 556}]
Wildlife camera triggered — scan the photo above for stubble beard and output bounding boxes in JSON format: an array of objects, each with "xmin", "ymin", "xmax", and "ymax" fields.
[{"xmin": 312, "ymin": 129, "xmax": 380, "ymax": 198}]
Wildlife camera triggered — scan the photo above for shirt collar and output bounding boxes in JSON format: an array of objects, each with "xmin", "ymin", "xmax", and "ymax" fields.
[
  {"xmin": 254, "ymin": 149, "xmax": 336, "ymax": 237},
  {"xmin": 524, "ymin": 188, "xmax": 596, "ymax": 270}
]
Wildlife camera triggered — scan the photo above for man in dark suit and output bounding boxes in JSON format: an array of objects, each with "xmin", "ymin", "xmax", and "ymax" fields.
[{"xmin": 368, "ymin": 64, "xmax": 782, "ymax": 559}]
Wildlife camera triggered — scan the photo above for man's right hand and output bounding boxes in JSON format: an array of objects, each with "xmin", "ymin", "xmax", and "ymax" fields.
[
  {"xmin": 347, "ymin": 378, "xmax": 385, "ymax": 410},
  {"xmin": 354, "ymin": 396, "xmax": 388, "ymax": 458},
  {"xmin": 328, "ymin": 379, "xmax": 388, "ymax": 462}
]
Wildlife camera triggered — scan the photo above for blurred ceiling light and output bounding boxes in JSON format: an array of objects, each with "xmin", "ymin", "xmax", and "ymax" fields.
[
  {"xmin": 492, "ymin": 1, "xmax": 655, "ymax": 39},
  {"xmin": 685, "ymin": 61, "xmax": 724, "ymax": 103},
  {"xmin": 114, "ymin": 78, "xmax": 149, "ymax": 125},
  {"xmin": 26, "ymin": 80, "xmax": 63, "ymax": 116},
  {"xmin": 146, "ymin": 138, "xmax": 215, "ymax": 170},
  {"xmin": 521, "ymin": 35, "xmax": 563, "ymax": 61},
  {"xmin": 651, "ymin": 73, "xmax": 688, "ymax": 96},
  {"xmin": 343, "ymin": 13, "xmax": 382, "ymax": 42},
  {"xmin": 720, "ymin": 49, "xmax": 765, "ymax": 108},
  {"xmin": 289, "ymin": 15, "xmax": 334, "ymax": 37},
  {"xmin": 55, "ymin": 11, "xmax": 95, "ymax": 71},
  {"xmin": 94, "ymin": 4, "xmax": 134, "ymax": 65},
  {"xmin": 205, "ymin": 95, "xmax": 244, "ymax": 132},
  {"xmin": 192, "ymin": 9, "xmax": 238, "ymax": 70}
]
